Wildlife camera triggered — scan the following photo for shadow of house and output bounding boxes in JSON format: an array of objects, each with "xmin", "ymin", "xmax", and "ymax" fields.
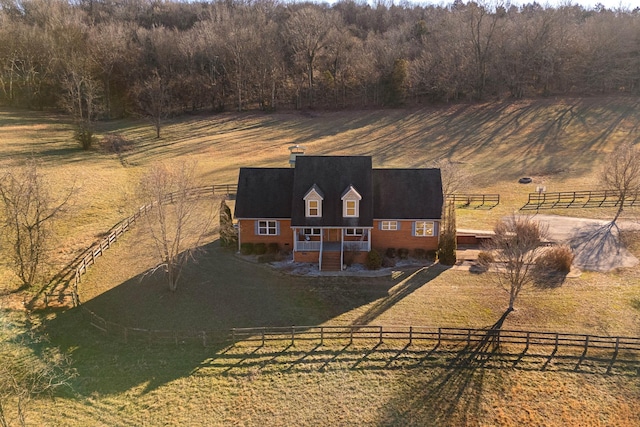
[
  {"xmin": 41, "ymin": 242, "xmax": 397, "ymax": 396},
  {"xmin": 351, "ymin": 264, "xmax": 447, "ymax": 326}
]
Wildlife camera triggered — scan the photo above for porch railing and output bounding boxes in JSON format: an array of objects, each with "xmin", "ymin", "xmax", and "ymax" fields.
[
  {"xmin": 296, "ymin": 241, "xmax": 321, "ymax": 251},
  {"xmin": 343, "ymin": 241, "xmax": 369, "ymax": 252}
]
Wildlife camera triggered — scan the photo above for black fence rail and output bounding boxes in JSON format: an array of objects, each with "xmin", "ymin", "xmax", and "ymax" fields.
[
  {"xmin": 82, "ymin": 310, "xmax": 640, "ymax": 364},
  {"xmin": 521, "ymin": 190, "xmax": 639, "ymax": 210},
  {"xmin": 446, "ymin": 193, "xmax": 500, "ymax": 209}
]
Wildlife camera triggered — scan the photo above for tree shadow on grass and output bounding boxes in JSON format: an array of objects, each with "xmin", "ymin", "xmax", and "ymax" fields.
[
  {"xmin": 40, "ymin": 241, "xmax": 401, "ymax": 396},
  {"xmin": 567, "ymin": 222, "xmax": 638, "ymax": 272},
  {"xmin": 376, "ymin": 310, "xmax": 512, "ymax": 426}
]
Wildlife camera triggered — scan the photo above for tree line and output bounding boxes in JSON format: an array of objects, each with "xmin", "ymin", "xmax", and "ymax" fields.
[{"xmin": 1, "ymin": 0, "xmax": 639, "ymax": 123}]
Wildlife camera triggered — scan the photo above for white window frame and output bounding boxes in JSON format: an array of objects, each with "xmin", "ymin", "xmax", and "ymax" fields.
[
  {"xmin": 306, "ymin": 199, "xmax": 321, "ymax": 217},
  {"xmin": 341, "ymin": 185, "xmax": 362, "ymax": 218},
  {"xmin": 303, "ymin": 228, "xmax": 321, "ymax": 236},
  {"xmin": 381, "ymin": 221, "xmax": 398, "ymax": 231},
  {"xmin": 345, "ymin": 228, "xmax": 364, "ymax": 236},
  {"xmin": 304, "ymin": 186, "xmax": 324, "ymax": 218},
  {"xmin": 257, "ymin": 220, "xmax": 278, "ymax": 235},
  {"xmin": 344, "ymin": 200, "xmax": 358, "ymax": 217},
  {"xmin": 414, "ymin": 221, "xmax": 434, "ymax": 237}
]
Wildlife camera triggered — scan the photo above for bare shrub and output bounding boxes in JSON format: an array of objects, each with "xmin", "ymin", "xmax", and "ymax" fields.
[
  {"xmin": 100, "ymin": 133, "xmax": 134, "ymax": 153},
  {"xmin": 536, "ymin": 245, "xmax": 574, "ymax": 273}
]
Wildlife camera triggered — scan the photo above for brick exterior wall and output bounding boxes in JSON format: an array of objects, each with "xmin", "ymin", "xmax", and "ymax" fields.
[
  {"xmin": 238, "ymin": 219, "xmax": 294, "ymax": 252},
  {"xmin": 371, "ymin": 220, "xmax": 439, "ymax": 251}
]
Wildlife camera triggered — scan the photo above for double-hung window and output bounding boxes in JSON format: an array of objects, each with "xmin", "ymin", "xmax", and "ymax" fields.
[
  {"xmin": 303, "ymin": 228, "xmax": 321, "ymax": 236},
  {"xmin": 257, "ymin": 220, "xmax": 278, "ymax": 235},
  {"xmin": 381, "ymin": 221, "xmax": 398, "ymax": 231},
  {"xmin": 304, "ymin": 185, "xmax": 323, "ymax": 218},
  {"xmin": 414, "ymin": 221, "xmax": 434, "ymax": 237},
  {"xmin": 341, "ymin": 185, "xmax": 362, "ymax": 218}
]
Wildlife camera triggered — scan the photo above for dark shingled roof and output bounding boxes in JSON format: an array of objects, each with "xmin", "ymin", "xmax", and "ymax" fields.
[
  {"xmin": 234, "ymin": 158, "xmax": 443, "ymax": 223},
  {"xmin": 234, "ymin": 168, "xmax": 294, "ymax": 219},
  {"xmin": 291, "ymin": 156, "xmax": 373, "ymax": 227},
  {"xmin": 373, "ymin": 169, "xmax": 443, "ymax": 219}
]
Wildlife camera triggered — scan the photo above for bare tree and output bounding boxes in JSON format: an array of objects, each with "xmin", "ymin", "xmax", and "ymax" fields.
[
  {"xmin": 432, "ymin": 158, "xmax": 471, "ymax": 196},
  {"xmin": 133, "ymin": 70, "xmax": 169, "ymax": 139},
  {"xmin": 480, "ymin": 215, "xmax": 548, "ymax": 312},
  {"xmin": 0, "ymin": 316, "xmax": 74, "ymax": 427},
  {"xmin": 137, "ymin": 161, "xmax": 216, "ymax": 292},
  {"xmin": 601, "ymin": 143, "xmax": 640, "ymax": 224},
  {"xmin": 0, "ymin": 161, "xmax": 73, "ymax": 290}
]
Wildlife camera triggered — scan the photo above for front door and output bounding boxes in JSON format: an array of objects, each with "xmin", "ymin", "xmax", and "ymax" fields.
[{"xmin": 324, "ymin": 228, "xmax": 340, "ymax": 242}]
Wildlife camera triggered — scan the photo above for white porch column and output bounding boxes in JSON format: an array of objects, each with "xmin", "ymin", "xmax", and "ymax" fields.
[{"xmin": 340, "ymin": 228, "xmax": 344, "ymax": 271}]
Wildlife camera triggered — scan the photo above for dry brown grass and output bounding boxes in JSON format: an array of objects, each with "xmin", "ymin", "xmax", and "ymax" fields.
[{"xmin": 2, "ymin": 98, "xmax": 640, "ymax": 426}]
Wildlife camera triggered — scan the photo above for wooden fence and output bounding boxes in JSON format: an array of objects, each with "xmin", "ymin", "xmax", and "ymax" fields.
[
  {"xmin": 82, "ymin": 309, "xmax": 640, "ymax": 363},
  {"xmin": 447, "ymin": 193, "xmax": 500, "ymax": 209},
  {"xmin": 44, "ymin": 185, "xmax": 235, "ymax": 307},
  {"xmin": 521, "ymin": 190, "xmax": 639, "ymax": 210}
]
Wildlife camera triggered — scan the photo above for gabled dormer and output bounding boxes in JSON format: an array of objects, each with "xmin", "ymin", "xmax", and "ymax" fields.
[
  {"xmin": 303, "ymin": 184, "xmax": 324, "ymax": 217},
  {"xmin": 341, "ymin": 185, "xmax": 362, "ymax": 218}
]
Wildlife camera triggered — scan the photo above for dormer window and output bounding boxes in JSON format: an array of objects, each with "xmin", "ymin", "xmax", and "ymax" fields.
[
  {"xmin": 303, "ymin": 185, "xmax": 324, "ymax": 218},
  {"xmin": 341, "ymin": 185, "xmax": 362, "ymax": 218}
]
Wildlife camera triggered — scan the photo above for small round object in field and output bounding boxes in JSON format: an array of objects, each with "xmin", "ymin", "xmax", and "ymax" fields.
[{"xmin": 518, "ymin": 177, "xmax": 532, "ymax": 184}]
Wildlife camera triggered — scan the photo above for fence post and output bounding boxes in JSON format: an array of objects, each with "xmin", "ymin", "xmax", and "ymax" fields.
[
  {"xmin": 525, "ymin": 332, "xmax": 530, "ymax": 352},
  {"xmin": 438, "ymin": 328, "xmax": 442, "ymax": 347},
  {"xmin": 262, "ymin": 328, "xmax": 266, "ymax": 347},
  {"xmin": 467, "ymin": 329, "xmax": 471, "ymax": 346},
  {"xmin": 409, "ymin": 326, "xmax": 413, "ymax": 346},
  {"xmin": 584, "ymin": 335, "xmax": 590, "ymax": 355},
  {"xmin": 350, "ymin": 327, "xmax": 354, "ymax": 345},
  {"xmin": 554, "ymin": 333, "xmax": 559, "ymax": 353},
  {"xmin": 320, "ymin": 327, "xmax": 324, "ymax": 346},
  {"xmin": 291, "ymin": 326, "xmax": 296, "ymax": 347},
  {"xmin": 379, "ymin": 326, "xmax": 383, "ymax": 345},
  {"xmin": 231, "ymin": 328, "xmax": 236, "ymax": 342}
]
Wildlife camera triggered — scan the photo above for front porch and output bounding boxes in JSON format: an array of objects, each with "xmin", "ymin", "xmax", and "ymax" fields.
[{"xmin": 292, "ymin": 227, "xmax": 372, "ymax": 271}]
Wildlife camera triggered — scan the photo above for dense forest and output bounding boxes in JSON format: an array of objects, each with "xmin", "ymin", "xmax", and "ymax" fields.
[{"xmin": 1, "ymin": 0, "xmax": 639, "ymax": 124}]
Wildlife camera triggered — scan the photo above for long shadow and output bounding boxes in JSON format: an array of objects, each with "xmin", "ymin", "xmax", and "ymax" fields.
[
  {"xmin": 40, "ymin": 241, "xmax": 396, "ymax": 396},
  {"xmin": 350, "ymin": 263, "xmax": 447, "ymax": 326},
  {"xmin": 375, "ymin": 309, "xmax": 512, "ymax": 426},
  {"xmin": 567, "ymin": 221, "xmax": 638, "ymax": 271}
]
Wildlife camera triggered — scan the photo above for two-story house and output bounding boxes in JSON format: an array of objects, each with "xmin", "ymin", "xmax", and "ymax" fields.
[{"xmin": 234, "ymin": 156, "xmax": 443, "ymax": 270}]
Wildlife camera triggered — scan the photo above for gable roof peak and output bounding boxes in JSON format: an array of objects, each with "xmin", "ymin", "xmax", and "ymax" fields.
[
  {"xmin": 303, "ymin": 184, "xmax": 324, "ymax": 200},
  {"xmin": 341, "ymin": 184, "xmax": 362, "ymax": 200}
]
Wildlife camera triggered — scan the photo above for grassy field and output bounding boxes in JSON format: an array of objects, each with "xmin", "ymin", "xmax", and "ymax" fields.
[{"xmin": 1, "ymin": 97, "xmax": 640, "ymax": 426}]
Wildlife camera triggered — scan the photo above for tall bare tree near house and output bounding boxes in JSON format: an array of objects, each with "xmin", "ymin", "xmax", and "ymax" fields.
[
  {"xmin": 480, "ymin": 215, "xmax": 548, "ymax": 313},
  {"xmin": 601, "ymin": 143, "xmax": 640, "ymax": 224},
  {"xmin": 0, "ymin": 161, "xmax": 73, "ymax": 291},
  {"xmin": 138, "ymin": 161, "xmax": 216, "ymax": 292}
]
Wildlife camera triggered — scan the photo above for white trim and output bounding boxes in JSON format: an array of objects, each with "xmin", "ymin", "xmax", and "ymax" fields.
[
  {"xmin": 380, "ymin": 220, "xmax": 398, "ymax": 231},
  {"xmin": 413, "ymin": 220, "xmax": 435, "ymax": 237},
  {"xmin": 304, "ymin": 186, "xmax": 324, "ymax": 218},
  {"xmin": 341, "ymin": 185, "xmax": 362, "ymax": 218},
  {"xmin": 256, "ymin": 220, "xmax": 279, "ymax": 236}
]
